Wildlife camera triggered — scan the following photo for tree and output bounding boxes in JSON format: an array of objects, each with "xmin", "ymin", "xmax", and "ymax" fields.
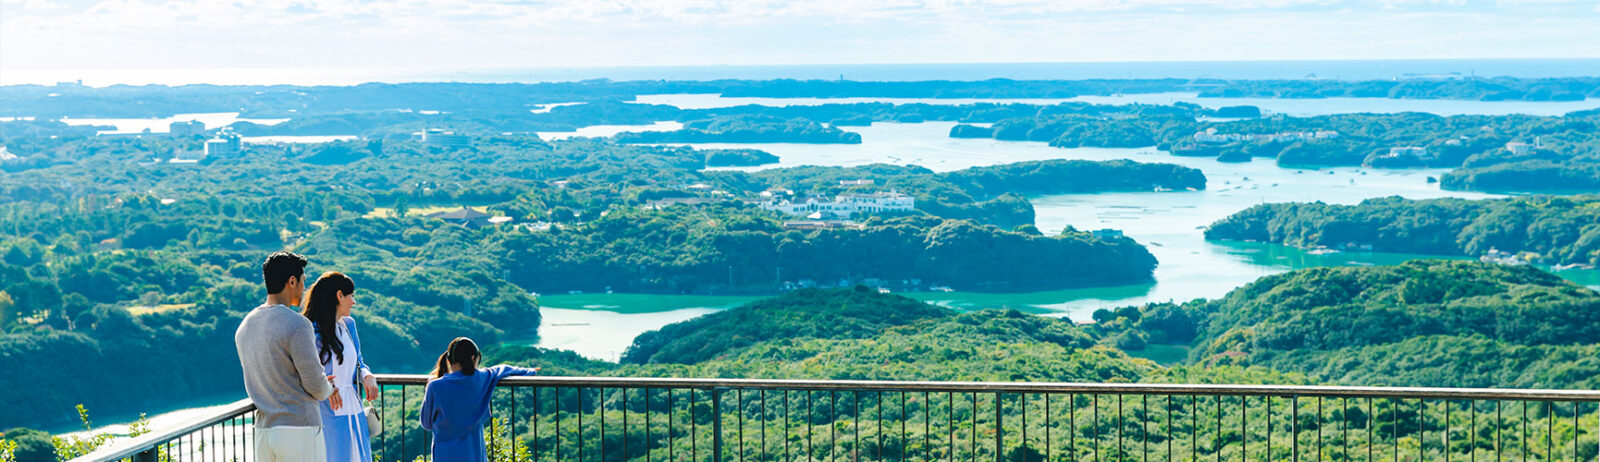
[
  {"xmin": 0, "ymin": 291, "xmax": 12, "ymax": 329},
  {"xmin": 393, "ymin": 196, "xmax": 409, "ymax": 218}
]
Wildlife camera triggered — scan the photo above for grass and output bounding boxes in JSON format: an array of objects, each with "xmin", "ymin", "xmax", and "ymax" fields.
[
  {"xmin": 364, "ymin": 205, "xmax": 500, "ymax": 219},
  {"xmin": 128, "ymin": 304, "xmax": 196, "ymax": 316}
]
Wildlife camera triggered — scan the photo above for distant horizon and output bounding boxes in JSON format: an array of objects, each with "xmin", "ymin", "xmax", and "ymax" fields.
[{"xmin": 6, "ymin": 57, "xmax": 1600, "ymax": 88}]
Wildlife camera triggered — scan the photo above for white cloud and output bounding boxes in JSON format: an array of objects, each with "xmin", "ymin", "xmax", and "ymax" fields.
[{"xmin": 1, "ymin": 0, "xmax": 1596, "ymax": 75}]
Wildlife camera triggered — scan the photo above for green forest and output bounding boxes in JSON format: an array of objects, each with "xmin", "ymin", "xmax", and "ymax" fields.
[
  {"xmin": 1204, "ymin": 195, "xmax": 1600, "ymax": 266},
  {"xmin": 0, "ymin": 119, "xmax": 1198, "ymax": 429}
]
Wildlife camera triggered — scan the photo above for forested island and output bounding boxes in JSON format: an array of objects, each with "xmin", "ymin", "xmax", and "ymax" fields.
[
  {"xmin": 614, "ymin": 115, "xmax": 863, "ymax": 144},
  {"xmin": 949, "ymin": 109, "xmax": 1600, "ymax": 193},
  {"xmin": 1204, "ymin": 195, "xmax": 1600, "ymax": 267}
]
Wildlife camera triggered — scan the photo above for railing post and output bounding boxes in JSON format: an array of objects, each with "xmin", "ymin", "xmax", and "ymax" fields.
[{"xmin": 713, "ymin": 387, "xmax": 725, "ymax": 462}]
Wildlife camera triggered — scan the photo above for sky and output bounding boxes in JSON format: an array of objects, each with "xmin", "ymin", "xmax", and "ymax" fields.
[{"xmin": 2, "ymin": 0, "xmax": 1598, "ymax": 80}]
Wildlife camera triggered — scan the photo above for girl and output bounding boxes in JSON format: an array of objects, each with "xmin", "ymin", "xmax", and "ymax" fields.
[
  {"xmin": 419, "ymin": 337, "xmax": 540, "ymax": 462},
  {"xmin": 302, "ymin": 271, "xmax": 379, "ymax": 462}
]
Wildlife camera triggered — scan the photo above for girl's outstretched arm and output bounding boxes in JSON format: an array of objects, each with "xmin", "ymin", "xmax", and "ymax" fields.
[{"xmin": 486, "ymin": 364, "xmax": 541, "ymax": 380}]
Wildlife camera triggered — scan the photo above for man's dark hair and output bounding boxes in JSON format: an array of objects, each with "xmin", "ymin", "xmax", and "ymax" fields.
[{"xmin": 262, "ymin": 251, "xmax": 308, "ymax": 294}]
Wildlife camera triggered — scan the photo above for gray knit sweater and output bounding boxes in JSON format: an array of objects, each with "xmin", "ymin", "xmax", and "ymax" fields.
[{"xmin": 235, "ymin": 304, "xmax": 335, "ymax": 428}]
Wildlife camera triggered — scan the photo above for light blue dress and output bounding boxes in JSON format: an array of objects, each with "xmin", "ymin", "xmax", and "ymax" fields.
[
  {"xmin": 419, "ymin": 365, "xmax": 539, "ymax": 462},
  {"xmin": 316, "ymin": 317, "xmax": 373, "ymax": 462}
]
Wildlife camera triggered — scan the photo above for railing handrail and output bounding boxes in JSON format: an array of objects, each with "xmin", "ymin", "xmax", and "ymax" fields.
[
  {"xmin": 376, "ymin": 374, "xmax": 1600, "ymax": 401},
  {"xmin": 67, "ymin": 398, "xmax": 254, "ymax": 462},
  {"xmin": 63, "ymin": 375, "xmax": 1600, "ymax": 462}
]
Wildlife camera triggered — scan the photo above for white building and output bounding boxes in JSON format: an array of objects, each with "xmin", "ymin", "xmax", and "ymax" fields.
[
  {"xmin": 761, "ymin": 191, "xmax": 914, "ymax": 219},
  {"xmin": 203, "ymin": 131, "xmax": 242, "ymax": 157},
  {"xmin": 414, "ymin": 129, "xmax": 473, "ymax": 147},
  {"xmin": 169, "ymin": 120, "xmax": 205, "ymax": 137},
  {"xmin": 1506, "ymin": 137, "xmax": 1543, "ymax": 155},
  {"xmin": 1387, "ymin": 146, "xmax": 1429, "ymax": 158}
]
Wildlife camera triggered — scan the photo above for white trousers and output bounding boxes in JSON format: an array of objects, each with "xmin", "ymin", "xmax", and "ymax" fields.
[{"xmin": 254, "ymin": 426, "xmax": 327, "ymax": 462}]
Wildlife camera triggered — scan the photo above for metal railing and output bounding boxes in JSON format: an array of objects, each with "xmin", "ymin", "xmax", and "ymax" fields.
[{"xmin": 71, "ymin": 376, "xmax": 1600, "ymax": 462}]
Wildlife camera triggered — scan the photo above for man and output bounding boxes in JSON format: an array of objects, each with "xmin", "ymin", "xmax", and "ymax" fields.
[{"xmin": 236, "ymin": 251, "xmax": 335, "ymax": 462}]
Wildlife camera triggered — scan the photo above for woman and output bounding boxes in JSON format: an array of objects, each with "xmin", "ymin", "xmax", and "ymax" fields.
[{"xmin": 302, "ymin": 272, "xmax": 379, "ymax": 462}]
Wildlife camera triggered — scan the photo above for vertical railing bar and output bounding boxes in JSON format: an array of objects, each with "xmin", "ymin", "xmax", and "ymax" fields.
[
  {"xmin": 625, "ymin": 388, "xmax": 631, "ymax": 462},
  {"xmin": 1495, "ymin": 400, "xmax": 1501, "ymax": 462},
  {"xmin": 784, "ymin": 390, "xmax": 790, "ymax": 462},
  {"xmin": 970, "ymin": 393, "xmax": 977, "ymax": 462},
  {"xmin": 1048, "ymin": 393, "xmax": 1054, "ymax": 462},
  {"xmin": 947, "ymin": 392, "xmax": 955, "ymax": 462},
  {"xmin": 1447, "ymin": 400, "xmax": 1452, "ymax": 462},
  {"xmin": 1216, "ymin": 395, "xmax": 1223, "ymax": 462},
  {"xmin": 586, "ymin": 388, "xmax": 595, "ymax": 462},
  {"xmin": 1341, "ymin": 397, "xmax": 1349, "ymax": 462},
  {"xmin": 1142, "ymin": 394, "xmax": 1149, "ymax": 462},
  {"xmin": 808, "ymin": 391, "xmax": 814, "ymax": 462},
  {"xmin": 1367, "ymin": 397, "xmax": 1373, "ymax": 462},
  {"xmin": 1470, "ymin": 399, "xmax": 1477, "ymax": 462},
  {"xmin": 1569, "ymin": 402, "xmax": 1577, "ymax": 462},
  {"xmin": 925, "ymin": 391, "xmax": 932, "ymax": 462},
  {"xmin": 695, "ymin": 389, "xmax": 702, "ymax": 462},
  {"xmin": 738, "ymin": 389, "xmax": 745, "ymax": 462},
  {"xmin": 402, "ymin": 384, "xmax": 409, "ymax": 462},
  {"xmin": 759, "ymin": 390, "xmax": 766, "ymax": 462},
  {"xmin": 1317, "ymin": 397, "xmax": 1324, "ymax": 462},
  {"xmin": 1243, "ymin": 396, "xmax": 1249, "ymax": 462},
  {"xmin": 831, "ymin": 390, "xmax": 838, "ymax": 462},
  {"xmin": 1293, "ymin": 396, "xmax": 1299, "ymax": 462},
  {"xmin": 557, "ymin": 387, "xmax": 565, "ymax": 462},
  {"xmin": 713, "ymin": 389, "xmax": 724, "ymax": 462},
  {"xmin": 601, "ymin": 387, "xmax": 608, "ymax": 462},
  {"xmin": 1267, "ymin": 396, "xmax": 1273, "ymax": 462},
  {"xmin": 647, "ymin": 388, "xmax": 653, "ymax": 462},
  {"xmin": 1522, "ymin": 401, "xmax": 1529, "ymax": 462},
  {"xmin": 1417, "ymin": 400, "xmax": 1423, "ymax": 462}
]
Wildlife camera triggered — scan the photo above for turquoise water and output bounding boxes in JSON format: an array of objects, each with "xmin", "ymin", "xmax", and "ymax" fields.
[{"xmin": 541, "ymin": 119, "xmax": 1599, "ymax": 360}]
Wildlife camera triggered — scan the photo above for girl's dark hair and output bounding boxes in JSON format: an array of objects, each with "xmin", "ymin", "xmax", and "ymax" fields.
[
  {"xmin": 431, "ymin": 337, "xmax": 481, "ymax": 379},
  {"xmin": 302, "ymin": 272, "xmax": 355, "ymax": 366}
]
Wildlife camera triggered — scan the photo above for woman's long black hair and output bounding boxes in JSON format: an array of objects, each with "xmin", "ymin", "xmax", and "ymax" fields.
[{"xmin": 302, "ymin": 271, "xmax": 355, "ymax": 366}]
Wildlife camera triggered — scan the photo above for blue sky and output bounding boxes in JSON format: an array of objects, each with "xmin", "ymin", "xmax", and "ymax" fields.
[{"xmin": 2, "ymin": 0, "xmax": 1597, "ymax": 74}]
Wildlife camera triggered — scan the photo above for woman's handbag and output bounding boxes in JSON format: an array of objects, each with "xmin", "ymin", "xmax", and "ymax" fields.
[
  {"xmin": 359, "ymin": 377, "xmax": 383, "ymax": 436},
  {"xmin": 366, "ymin": 406, "xmax": 383, "ymax": 436}
]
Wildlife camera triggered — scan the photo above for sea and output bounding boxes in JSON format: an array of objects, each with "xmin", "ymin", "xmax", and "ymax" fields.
[{"xmin": 6, "ymin": 58, "xmax": 1600, "ymax": 87}]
